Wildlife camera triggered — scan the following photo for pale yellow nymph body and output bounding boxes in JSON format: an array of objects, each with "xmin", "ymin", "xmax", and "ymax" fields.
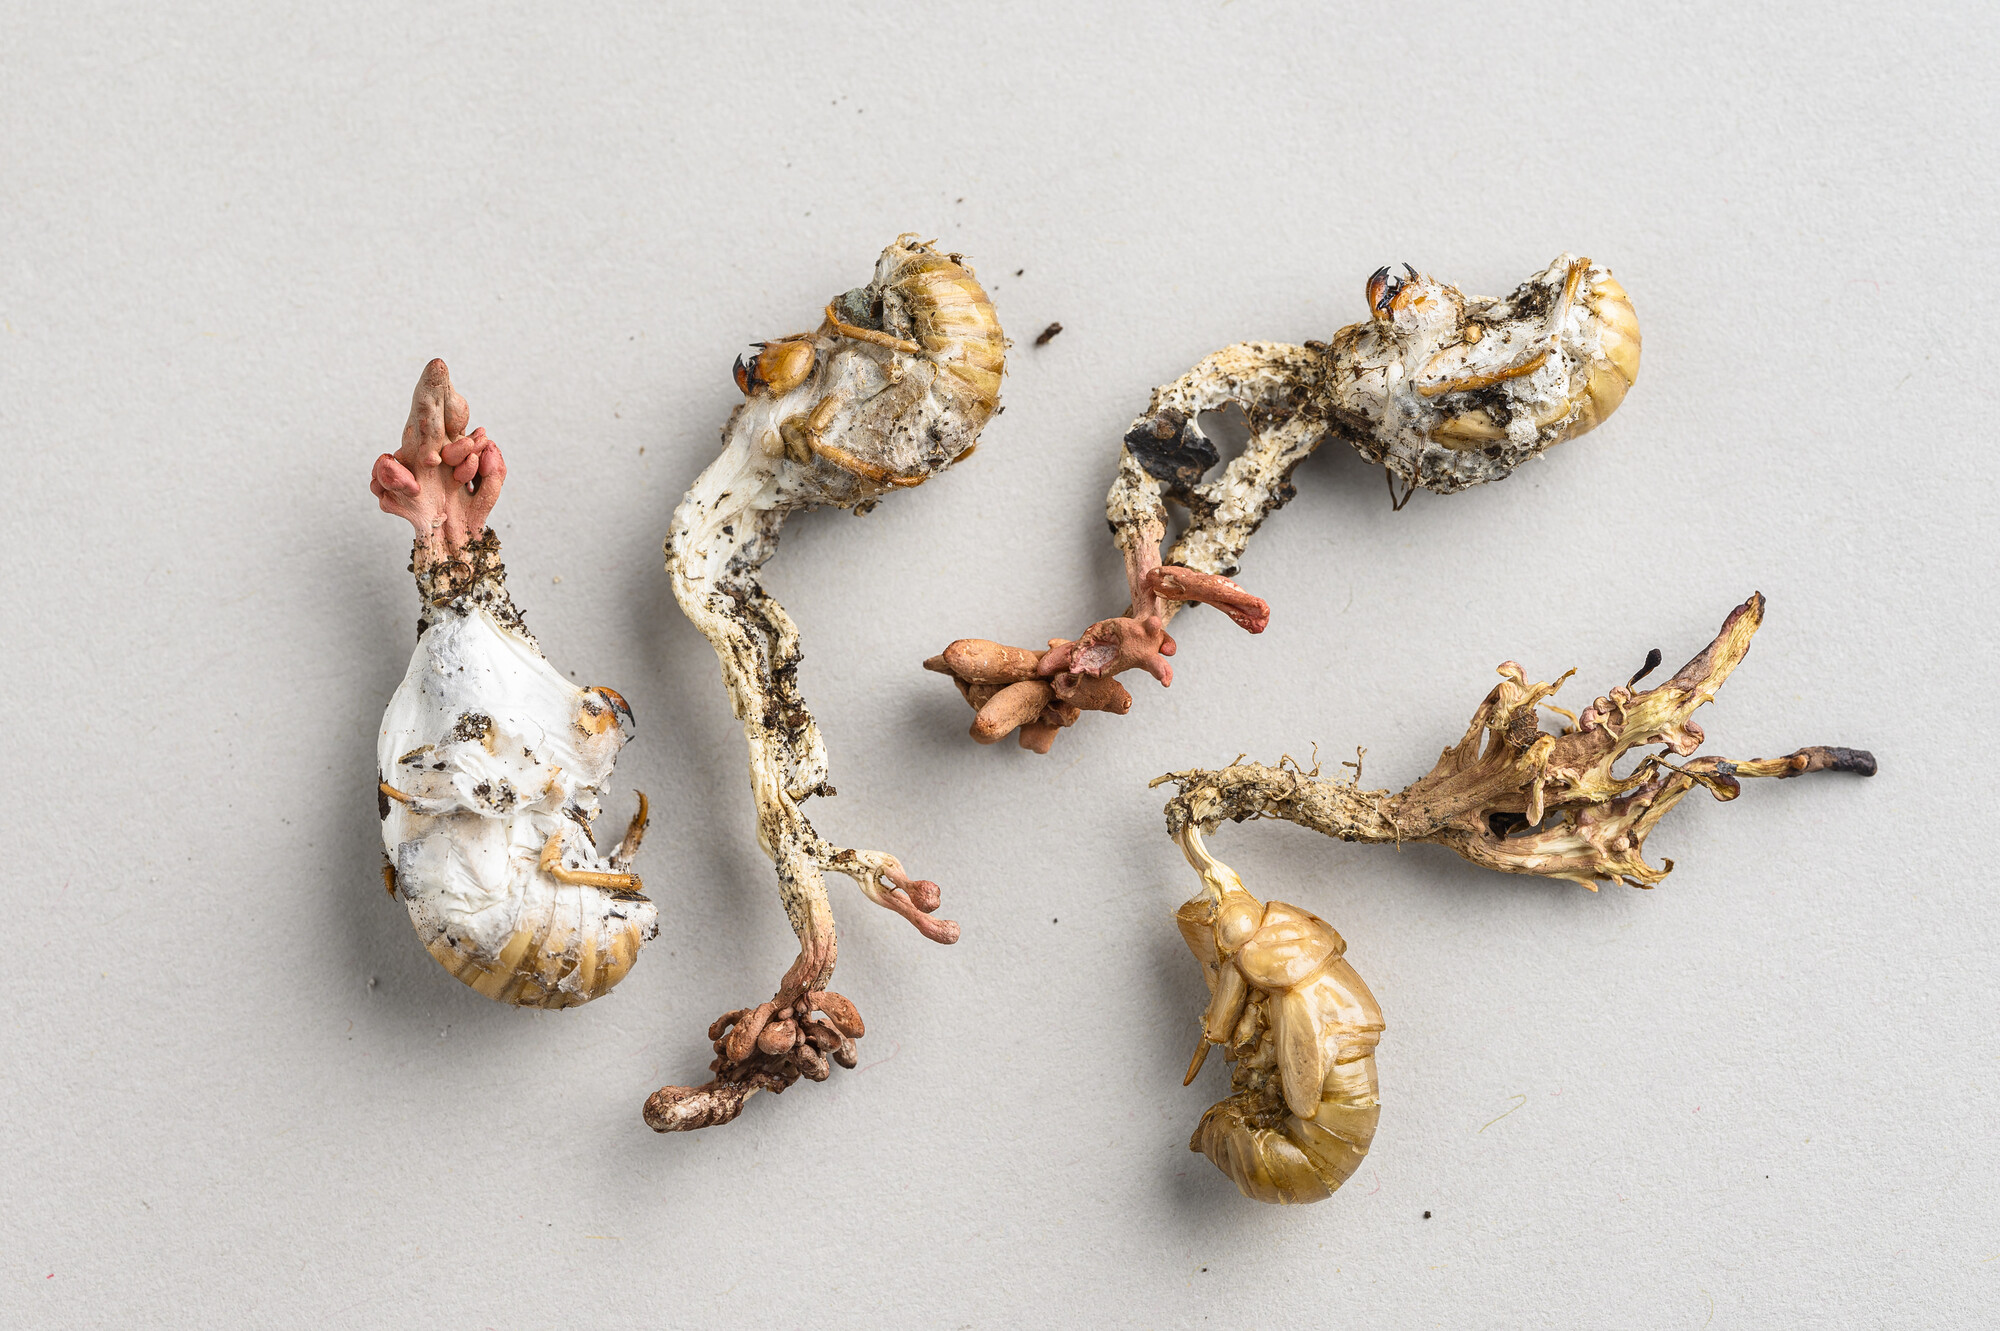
[{"xmin": 1174, "ymin": 826, "xmax": 1384, "ymax": 1204}]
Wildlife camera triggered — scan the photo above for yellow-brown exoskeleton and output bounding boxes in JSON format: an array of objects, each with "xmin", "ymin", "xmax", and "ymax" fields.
[
  {"xmin": 733, "ymin": 337, "xmax": 817, "ymax": 398},
  {"xmin": 728, "ymin": 234, "xmax": 1004, "ymax": 498},
  {"xmin": 1174, "ymin": 825, "xmax": 1384, "ymax": 1204}
]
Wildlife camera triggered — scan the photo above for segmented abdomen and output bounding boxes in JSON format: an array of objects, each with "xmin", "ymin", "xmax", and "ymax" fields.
[
  {"xmin": 401, "ymin": 866, "xmax": 656, "ymax": 1010},
  {"xmin": 1566, "ymin": 270, "xmax": 1640, "ymax": 438},
  {"xmin": 1172, "ymin": 839, "xmax": 1386, "ymax": 1206},
  {"xmin": 1194, "ymin": 959, "xmax": 1383, "ymax": 1205},
  {"xmin": 879, "ymin": 239, "xmax": 1005, "ymax": 418}
]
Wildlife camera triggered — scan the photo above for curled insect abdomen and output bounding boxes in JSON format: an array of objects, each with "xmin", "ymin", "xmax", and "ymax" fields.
[
  {"xmin": 410, "ymin": 875, "xmax": 652, "ymax": 1009},
  {"xmin": 884, "ymin": 240, "xmax": 1006, "ymax": 412},
  {"xmin": 1564, "ymin": 270, "xmax": 1640, "ymax": 438},
  {"xmin": 1174, "ymin": 827, "xmax": 1384, "ymax": 1204},
  {"xmin": 722, "ymin": 237, "xmax": 1004, "ymax": 510},
  {"xmin": 1192, "ymin": 1047, "xmax": 1382, "ymax": 1205}
]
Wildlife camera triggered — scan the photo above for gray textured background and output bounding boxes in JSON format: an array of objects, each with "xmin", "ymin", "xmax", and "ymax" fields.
[{"xmin": 3, "ymin": 3, "xmax": 1994, "ymax": 1326}]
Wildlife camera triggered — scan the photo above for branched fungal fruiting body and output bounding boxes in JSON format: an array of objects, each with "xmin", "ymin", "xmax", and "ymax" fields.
[
  {"xmin": 1175, "ymin": 825, "xmax": 1383, "ymax": 1205},
  {"xmin": 1155, "ymin": 595, "xmax": 1876, "ymax": 892},
  {"xmin": 650, "ymin": 236, "xmax": 1004, "ymax": 1131},
  {"xmin": 373, "ymin": 361, "xmax": 654, "ymax": 1008},
  {"xmin": 927, "ymin": 255, "xmax": 1641, "ymax": 750}
]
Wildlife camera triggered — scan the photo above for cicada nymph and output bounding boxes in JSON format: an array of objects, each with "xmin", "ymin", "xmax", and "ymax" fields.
[
  {"xmin": 372, "ymin": 360, "xmax": 654, "ymax": 1009},
  {"xmin": 723, "ymin": 232, "xmax": 1004, "ymax": 505},
  {"xmin": 926, "ymin": 254, "xmax": 1642, "ymax": 751},
  {"xmin": 1333, "ymin": 255, "xmax": 1639, "ymax": 495},
  {"xmin": 650, "ymin": 235, "xmax": 1004, "ymax": 1131},
  {"xmin": 1174, "ymin": 825, "xmax": 1383, "ymax": 1205}
]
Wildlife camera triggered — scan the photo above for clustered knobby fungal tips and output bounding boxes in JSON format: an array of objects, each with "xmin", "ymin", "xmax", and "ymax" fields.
[
  {"xmin": 1160, "ymin": 594, "xmax": 1875, "ymax": 1203},
  {"xmin": 926, "ymin": 255, "xmax": 1641, "ymax": 751},
  {"xmin": 373, "ymin": 360, "xmax": 654, "ymax": 1008},
  {"xmin": 647, "ymin": 236, "xmax": 1005, "ymax": 1132}
]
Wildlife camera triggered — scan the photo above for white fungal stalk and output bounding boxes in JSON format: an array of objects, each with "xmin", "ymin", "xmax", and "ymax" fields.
[
  {"xmin": 373, "ymin": 360, "xmax": 653, "ymax": 1009},
  {"xmin": 648, "ymin": 236, "xmax": 1004, "ymax": 1132}
]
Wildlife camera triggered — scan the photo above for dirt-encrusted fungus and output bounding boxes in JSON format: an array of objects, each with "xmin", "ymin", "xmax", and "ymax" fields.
[
  {"xmin": 927, "ymin": 255, "xmax": 1641, "ymax": 751},
  {"xmin": 648, "ymin": 236, "xmax": 1005, "ymax": 1132}
]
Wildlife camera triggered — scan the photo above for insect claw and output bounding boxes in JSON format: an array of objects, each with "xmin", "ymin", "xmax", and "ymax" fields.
[
  {"xmin": 1367, "ymin": 265, "xmax": 1394, "ymax": 314},
  {"xmin": 1185, "ymin": 1035, "xmax": 1212, "ymax": 1086}
]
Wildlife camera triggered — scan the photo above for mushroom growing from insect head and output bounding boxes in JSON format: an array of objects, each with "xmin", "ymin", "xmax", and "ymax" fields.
[
  {"xmin": 926, "ymin": 254, "xmax": 1642, "ymax": 751},
  {"xmin": 372, "ymin": 360, "xmax": 654, "ymax": 1009},
  {"xmin": 648, "ymin": 235, "xmax": 1005, "ymax": 1132}
]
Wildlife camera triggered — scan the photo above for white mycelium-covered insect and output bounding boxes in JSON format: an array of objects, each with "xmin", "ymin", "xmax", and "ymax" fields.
[
  {"xmin": 372, "ymin": 360, "xmax": 654, "ymax": 1009},
  {"xmin": 647, "ymin": 235, "xmax": 1004, "ymax": 1132},
  {"xmin": 926, "ymin": 255, "xmax": 1642, "ymax": 751}
]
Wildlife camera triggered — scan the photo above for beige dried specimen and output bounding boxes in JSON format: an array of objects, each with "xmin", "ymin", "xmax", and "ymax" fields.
[
  {"xmin": 1155, "ymin": 594, "xmax": 1876, "ymax": 891},
  {"xmin": 649, "ymin": 236, "xmax": 1004, "ymax": 1131},
  {"xmin": 927, "ymin": 255, "xmax": 1642, "ymax": 751},
  {"xmin": 1175, "ymin": 824, "xmax": 1384, "ymax": 1204}
]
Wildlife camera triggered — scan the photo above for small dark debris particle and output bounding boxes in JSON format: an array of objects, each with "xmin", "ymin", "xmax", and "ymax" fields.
[
  {"xmin": 1052, "ymin": 918, "xmax": 1058, "ymax": 924},
  {"xmin": 956, "ymin": 196, "xmax": 964, "ymax": 203},
  {"xmin": 1200, "ymin": 1267, "xmax": 1207, "ymax": 1273},
  {"xmin": 1423, "ymin": 1211, "xmax": 1432, "ymax": 1219},
  {"xmin": 1035, "ymin": 322, "xmax": 1063, "ymax": 346},
  {"xmin": 1015, "ymin": 268, "xmax": 1024, "ymax": 276}
]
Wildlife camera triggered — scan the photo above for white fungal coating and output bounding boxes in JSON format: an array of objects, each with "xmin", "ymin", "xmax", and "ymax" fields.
[
  {"xmin": 933, "ymin": 254, "xmax": 1643, "ymax": 752},
  {"xmin": 1323, "ymin": 254, "xmax": 1640, "ymax": 494},
  {"xmin": 379, "ymin": 549, "xmax": 654, "ymax": 1008},
  {"xmin": 370, "ymin": 360, "xmax": 653, "ymax": 1011}
]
